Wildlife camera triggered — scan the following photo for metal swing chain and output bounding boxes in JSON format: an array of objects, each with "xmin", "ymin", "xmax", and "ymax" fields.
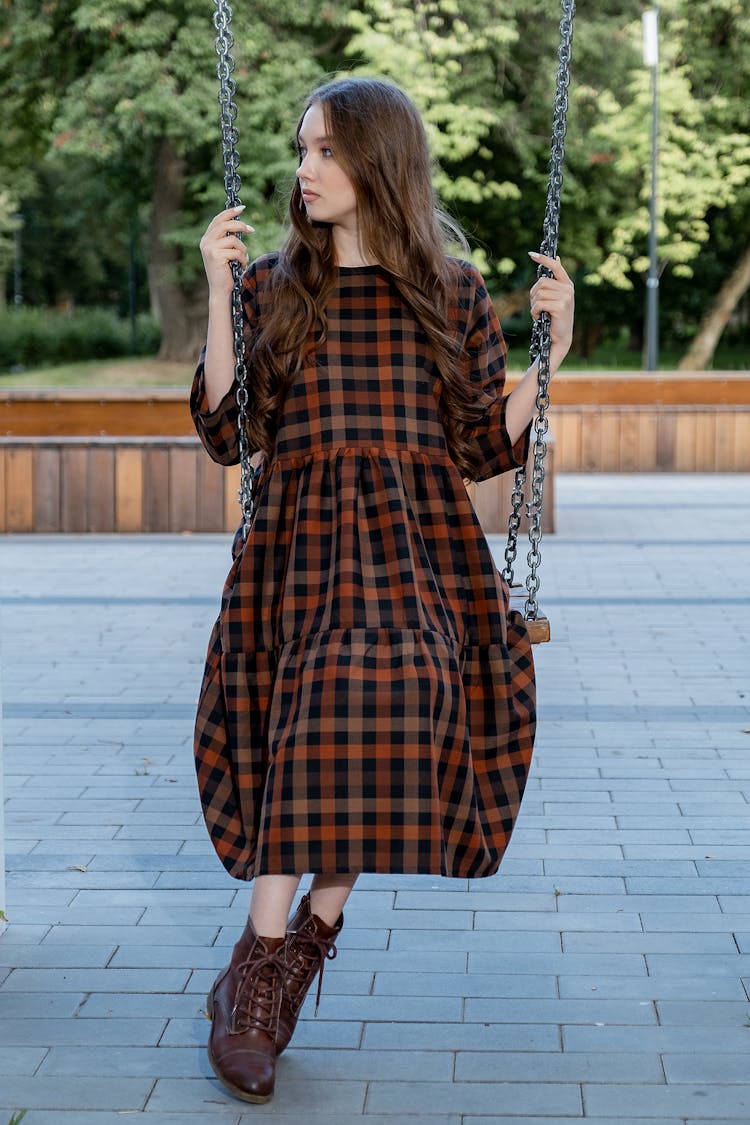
[
  {"xmin": 502, "ymin": 0, "xmax": 575, "ymax": 621},
  {"xmin": 213, "ymin": 0, "xmax": 255, "ymax": 537}
]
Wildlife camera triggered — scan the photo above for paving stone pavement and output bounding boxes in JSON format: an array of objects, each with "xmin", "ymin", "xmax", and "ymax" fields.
[{"xmin": 0, "ymin": 472, "xmax": 749, "ymax": 1124}]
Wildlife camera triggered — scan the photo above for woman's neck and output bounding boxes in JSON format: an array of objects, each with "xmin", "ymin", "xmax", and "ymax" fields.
[{"xmin": 332, "ymin": 225, "xmax": 376, "ymax": 268}]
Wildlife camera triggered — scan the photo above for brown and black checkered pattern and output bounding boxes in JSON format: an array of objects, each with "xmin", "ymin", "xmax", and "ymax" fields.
[{"xmin": 191, "ymin": 255, "xmax": 536, "ymax": 879}]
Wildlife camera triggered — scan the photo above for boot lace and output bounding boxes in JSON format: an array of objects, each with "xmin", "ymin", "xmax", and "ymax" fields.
[
  {"xmin": 230, "ymin": 945, "xmax": 286, "ymax": 1035},
  {"xmin": 285, "ymin": 930, "xmax": 338, "ymax": 1016}
]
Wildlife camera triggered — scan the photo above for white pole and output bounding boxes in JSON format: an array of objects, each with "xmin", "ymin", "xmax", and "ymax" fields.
[
  {"xmin": 642, "ymin": 8, "xmax": 659, "ymax": 67},
  {"xmin": 642, "ymin": 7, "xmax": 660, "ymax": 371}
]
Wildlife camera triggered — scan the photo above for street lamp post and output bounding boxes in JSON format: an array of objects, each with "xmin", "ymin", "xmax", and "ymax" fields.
[{"xmin": 643, "ymin": 7, "xmax": 659, "ymax": 371}]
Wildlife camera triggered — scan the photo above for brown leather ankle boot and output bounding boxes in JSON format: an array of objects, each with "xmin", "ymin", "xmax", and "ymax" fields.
[
  {"xmin": 207, "ymin": 918, "xmax": 286, "ymax": 1103},
  {"xmin": 276, "ymin": 892, "xmax": 343, "ymax": 1055}
]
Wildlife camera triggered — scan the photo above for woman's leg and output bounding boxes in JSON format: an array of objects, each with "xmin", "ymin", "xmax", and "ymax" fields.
[
  {"xmin": 208, "ymin": 875, "xmax": 300, "ymax": 1103},
  {"xmin": 273, "ymin": 872, "xmax": 356, "ymax": 1055},
  {"xmin": 309, "ymin": 872, "xmax": 358, "ymax": 926},
  {"xmin": 249, "ymin": 874, "xmax": 302, "ymax": 936}
]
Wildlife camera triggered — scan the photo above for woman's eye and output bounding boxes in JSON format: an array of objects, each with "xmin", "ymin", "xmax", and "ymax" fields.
[
  {"xmin": 297, "ymin": 147, "xmax": 306, "ymax": 161},
  {"xmin": 322, "ymin": 147, "xmax": 333, "ymax": 158}
]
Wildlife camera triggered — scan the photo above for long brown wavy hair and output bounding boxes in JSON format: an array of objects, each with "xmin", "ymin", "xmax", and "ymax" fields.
[{"xmin": 246, "ymin": 77, "xmax": 488, "ymax": 478}]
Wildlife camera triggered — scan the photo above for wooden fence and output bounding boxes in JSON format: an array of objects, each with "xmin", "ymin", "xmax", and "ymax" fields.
[
  {"xmin": 2, "ymin": 371, "xmax": 747, "ymax": 440},
  {"xmin": 0, "ymin": 436, "xmax": 551, "ymax": 535},
  {"xmin": 0, "ymin": 437, "xmax": 230, "ymax": 533},
  {"xmin": 552, "ymin": 405, "xmax": 750, "ymax": 472},
  {"xmin": 1, "ymin": 370, "xmax": 746, "ymax": 533}
]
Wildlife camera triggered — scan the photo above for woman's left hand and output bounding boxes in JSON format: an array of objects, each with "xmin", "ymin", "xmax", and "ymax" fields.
[{"xmin": 529, "ymin": 252, "xmax": 575, "ymax": 375}]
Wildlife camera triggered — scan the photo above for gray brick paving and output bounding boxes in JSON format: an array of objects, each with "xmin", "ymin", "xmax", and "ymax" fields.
[
  {"xmin": 558, "ymin": 976, "xmax": 745, "ymax": 1000},
  {"xmin": 2, "ymin": 1116, "xmax": 243, "ymax": 1125},
  {"xmin": 366, "ymin": 1081, "xmax": 583, "ymax": 1116},
  {"xmin": 463, "ymin": 1120, "xmax": 682, "ymax": 1125},
  {"xmin": 0, "ymin": 1045, "xmax": 48, "ymax": 1074},
  {"xmin": 36, "ymin": 1045, "xmax": 205, "ymax": 1078},
  {"xmin": 0, "ymin": 1076, "xmax": 155, "ymax": 1111},
  {"xmin": 147, "ymin": 1076, "xmax": 369, "ymax": 1114},
  {"xmin": 1, "ymin": 473, "xmax": 749, "ymax": 1121},
  {"xmin": 454, "ymin": 1050, "xmax": 665, "ymax": 1082},
  {"xmin": 9, "ymin": 1017, "xmax": 168, "ymax": 1046},
  {"xmin": 74, "ymin": 992, "xmax": 214, "ymax": 1020},
  {"xmin": 583, "ymin": 1085, "xmax": 750, "ymax": 1119}
]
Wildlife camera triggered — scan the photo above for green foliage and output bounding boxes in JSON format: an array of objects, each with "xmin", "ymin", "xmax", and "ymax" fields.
[
  {"xmin": 0, "ymin": 0, "xmax": 352, "ymax": 306},
  {"xmin": 0, "ymin": 0, "xmax": 748, "ymax": 362},
  {"xmin": 0, "ymin": 307, "xmax": 160, "ymax": 371},
  {"xmin": 343, "ymin": 0, "xmax": 524, "ymax": 277},
  {"xmin": 584, "ymin": 2, "xmax": 750, "ymax": 290}
]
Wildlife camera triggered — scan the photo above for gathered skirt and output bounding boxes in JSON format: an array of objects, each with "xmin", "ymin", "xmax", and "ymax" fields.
[{"xmin": 194, "ymin": 450, "xmax": 536, "ymax": 880}]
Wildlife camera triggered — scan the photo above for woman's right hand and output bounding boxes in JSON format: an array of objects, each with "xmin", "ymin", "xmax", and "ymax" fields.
[{"xmin": 199, "ymin": 205, "xmax": 254, "ymax": 297}]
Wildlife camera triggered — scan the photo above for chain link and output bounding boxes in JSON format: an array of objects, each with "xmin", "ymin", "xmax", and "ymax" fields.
[
  {"xmin": 213, "ymin": 0, "xmax": 255, "ymax": 537},
  {"xmin": 502, "ymin": 0, "xmax": 575, "ymax": 622}
]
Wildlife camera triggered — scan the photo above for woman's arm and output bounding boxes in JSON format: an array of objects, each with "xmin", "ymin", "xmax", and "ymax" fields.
[
  {"xmin": 505, "ymin": 252, "xmax": 575, "ymax": 446},
  {"xmin": 199, "ymin": 205, "xmax": 254, "ymax": 412}
]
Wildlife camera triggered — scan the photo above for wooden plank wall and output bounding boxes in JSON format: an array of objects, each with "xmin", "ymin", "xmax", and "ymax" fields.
[
  {"xmin": 552, "ymin": 406, "xmax": 750, "ymax": 473},
  {"xmin": 3, "ymin": 373, "xmax": 749, "ymax": 439},
  {"xmin": 0, "ymin": 437, "xmax": 551, "ymax": 535},
  {"xmin": 2, "ymin": 405, "xmax": 748, "ymax": 534},
  {"xmin": 0, "ymin": 438, "xmax": 239, "ymax": 534}
]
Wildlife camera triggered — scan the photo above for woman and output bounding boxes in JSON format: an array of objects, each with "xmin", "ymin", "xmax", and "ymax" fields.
[{"xmin": 192, "ymin": 76, "xmax": 574, "ymax": 1104}]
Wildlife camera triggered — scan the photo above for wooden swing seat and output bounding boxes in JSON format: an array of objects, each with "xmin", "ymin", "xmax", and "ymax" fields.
[{"xmin": 509, "ymin": 586, "xmax": 551, "ymax": 645}]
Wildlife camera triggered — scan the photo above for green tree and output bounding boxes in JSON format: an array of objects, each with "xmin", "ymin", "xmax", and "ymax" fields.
[
  {"xmin": 2, "ymin": 0, "xmax": 351, "ymax": 359},
  {"xmin": 572, "ymin": 0, "xmax": 750, "ymax": 364},
  {"xmin": 2, "ymin": 0, "xmax": 748, "ymax": 367},
  {"xmin": 585, "ymin": 5, "xmax": 750, "ymax": 290},
  {"xmin": 342, "ymin": 0, "xmax": 648, "ymax": 353}
]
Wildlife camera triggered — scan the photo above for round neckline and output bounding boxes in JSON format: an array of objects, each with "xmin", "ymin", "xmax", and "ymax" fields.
[{"xmin": 336, "ymin": 263, "xmax": 383, "ymax": 273}]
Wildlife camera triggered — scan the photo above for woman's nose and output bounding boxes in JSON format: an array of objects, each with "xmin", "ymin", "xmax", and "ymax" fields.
[{"xmin": 297, "ymin": 153, "xmax": 313, "ymax": 180}]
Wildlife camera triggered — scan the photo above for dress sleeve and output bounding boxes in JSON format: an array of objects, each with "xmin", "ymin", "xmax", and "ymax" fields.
[
  {"xmin": 459, "ymin": 266, "xmax": 532, "ymax": 483},
  {"xmin": 189, "ymin": 264, "xmax": 261, "ymax": 467}
]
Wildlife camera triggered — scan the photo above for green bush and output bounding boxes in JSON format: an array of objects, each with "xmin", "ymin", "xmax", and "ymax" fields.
[{"xmin": 0, "ymin": 306, "xmax": 161, "ymax": 371}]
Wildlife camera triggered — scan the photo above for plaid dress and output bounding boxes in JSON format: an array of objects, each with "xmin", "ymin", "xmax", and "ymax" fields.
[{"xmin": 191, "ymin": 253, "xmax": 536, "ymax": 880}]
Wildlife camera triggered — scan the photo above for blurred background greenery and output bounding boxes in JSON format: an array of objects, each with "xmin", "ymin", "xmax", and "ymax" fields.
[{"xmin": 0, "ymin": 0, "xmax": 748, "ymax": 380}]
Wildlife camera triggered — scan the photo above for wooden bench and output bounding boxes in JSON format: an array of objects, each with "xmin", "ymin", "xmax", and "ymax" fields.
[
  {"xmin": 552, "ymin": 404, "xmax": 750, "ymax": 472},
  {"xmin": 0, "ymin": 435, "xmax": 552, "ymax": 536},
  {"xmin": 0, "ymin": 437, "xmax": 227, "ymax": 533},
  {"xmin": 2, "ymin": 372, "xmax": 747, "ymax": 473},
  {"xmin": 3, "ymin": 372, "xmax": 747, "ymax": 437}
]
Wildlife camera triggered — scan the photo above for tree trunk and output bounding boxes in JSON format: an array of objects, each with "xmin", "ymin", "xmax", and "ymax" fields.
[
  {"xmin": 678, "ymin": 242, "xmax": 750, "ymax": 370},
  {"xmin": 573, "ymin": 320, "xmax": 603, "ymax": 360},
  {"xmin": 147, "ymin": 136, "xmax": 207, "ymax": 363},
  {"xmin": 495, "ymin": 286, "xmax": 531, "ymax": 320}
]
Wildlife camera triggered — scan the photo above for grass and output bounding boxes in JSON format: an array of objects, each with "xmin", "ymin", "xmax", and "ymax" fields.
[
  {"xmin": 561, "ymin": 346, "xmax": 747, "ymax": 372},
  {"xmin": 0, "ymin": 342, "xmax": 746, "ymax": 391},
  {"xmin": 0, "ymin": 357, "xmax": 192, "ymax": 389}
]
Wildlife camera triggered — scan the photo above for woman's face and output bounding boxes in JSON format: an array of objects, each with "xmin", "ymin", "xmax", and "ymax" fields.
[{"xmin": 296, "ymin": 102, "xmax": 358, "ymax": 231}]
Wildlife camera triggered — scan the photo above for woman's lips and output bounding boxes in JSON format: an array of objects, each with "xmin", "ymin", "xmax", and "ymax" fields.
[{"xmin": 302, "ymin": 191, "xmax": 319, "ymax": 203}]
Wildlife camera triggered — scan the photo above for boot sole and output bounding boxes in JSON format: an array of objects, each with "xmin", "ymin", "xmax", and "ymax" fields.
[{"xmin": 206, "ymin": 987, "xmax": 274, "ymax": 1105}]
